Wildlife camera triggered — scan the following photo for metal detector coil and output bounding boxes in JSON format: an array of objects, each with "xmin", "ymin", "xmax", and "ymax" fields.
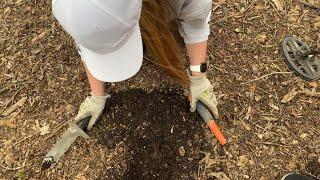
[{"xmin": 281, "ymin": 36, "xmax": 320, "ymax": 81}]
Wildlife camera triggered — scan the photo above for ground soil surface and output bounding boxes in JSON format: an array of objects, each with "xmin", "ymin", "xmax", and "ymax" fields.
[{"xmin": 0, "ymin": 0, "xmax": 320, "ymax": 179}]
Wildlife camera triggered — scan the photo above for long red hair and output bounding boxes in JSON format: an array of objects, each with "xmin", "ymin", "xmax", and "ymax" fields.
[{"xmin": 140, "ymin": 0, "xmax": 189, "ymax": 86}]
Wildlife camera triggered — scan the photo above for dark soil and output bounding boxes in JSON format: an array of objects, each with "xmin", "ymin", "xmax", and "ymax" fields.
[{"xmin": 92, "ymin": 89, "xmax": 222, "ymax": 179}]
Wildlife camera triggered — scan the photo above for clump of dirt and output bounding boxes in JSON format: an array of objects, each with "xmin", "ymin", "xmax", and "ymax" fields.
[{"xmin": 91, "ymin": 89, "xmax": 223, "ymax": 179}]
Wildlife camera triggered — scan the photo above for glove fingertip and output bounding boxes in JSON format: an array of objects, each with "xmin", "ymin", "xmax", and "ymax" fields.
[
  {"xmin": 87, "ymin": 121, "xmax": 95, "ymax": 130},
  {"xmin": 88, "ymin": 117, "xmax": 96, "ymax": 129},
  {"xmin": 190, "ymin": 102, "xmax": 196, "ymax": 112},
  {"xmin": 210, "ymin": 107, "xmax": 220, "ymax": 119},
  {"xmin": 87, "ymin": 124, "xmax": 93, "ymax": 131},
  {"xmin": 74, "ymin": 115, "xmax": 84, "ymax": 122},
  {"xmin": 190, "ymin": 103, "xmax": 197, "ymax": 112},
  {"xmin": 213, "ymin": 112, "xmax": 220, "ymax": 119}
]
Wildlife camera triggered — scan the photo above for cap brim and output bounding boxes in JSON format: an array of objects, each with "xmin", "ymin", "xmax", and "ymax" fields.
[{"xmin": 79, "ymin": 24, "xmax": 143, "ymax": 82}]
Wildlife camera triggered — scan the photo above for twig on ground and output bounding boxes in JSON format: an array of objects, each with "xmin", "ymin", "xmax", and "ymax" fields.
[
  {"xmin": 257, "ymin": 141, "xmax": 292, "ymax": 148},
  {"xmin": 2, "ymin": 97, "xmax": 27, "ymax": 116},
  {"xmin": 212, "ymin": 4, "xmax": 221, "ymax": 13},
  {"xmin": 298, "ymin": 90, "xmax": 320, "ymax": 98},
  {"xmin": 296, "ymin": 0, "xmax": 320, "ymax": 9},
  {"xmin": 0, "ymin": 163, "xmax": 24, "ymax": 171},
  {"xmin": 0, "ymin": 158, "xmax": 27, "ymax": 171},
  {"xmin": 3, "ymin": 87, "xmax": 22, "ymax": 109},
  {"xmin": 304, "ymin": 172, "xmax": 318, "ymax": 179},
  {"xmin": 311, "ymin": 128, "xmax": 320, "ymax": 136},
  {"xmin": 241, "ymin": 72, "xmax": 293, "ymax": 85}
]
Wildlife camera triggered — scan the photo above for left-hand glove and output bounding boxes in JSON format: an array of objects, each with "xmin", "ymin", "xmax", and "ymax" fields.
[
  {"xmin": 188, "ymin": 72, "xmax": 219, "ymax": 119},
  {"xmin": 74, "ymin": 93, "xmax": 110, "ymax": 130}
]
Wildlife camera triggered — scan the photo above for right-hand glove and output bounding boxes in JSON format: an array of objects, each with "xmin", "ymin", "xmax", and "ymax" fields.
[
  {"xmin": 188, "ymin": 71, "xmax": 219, "ymax": 119},
  {"xmin": 74, "ymin": 93, "xmax": 110, "ymax": 130}
]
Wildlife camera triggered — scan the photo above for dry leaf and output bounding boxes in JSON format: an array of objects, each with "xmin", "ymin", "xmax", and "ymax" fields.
[
  {"xmin": 245, "ymin": 106, "xmax": 252, "ymax": 120},
  {"xmin": 241, "ymin": 121, "xmax": 251, "ymax": 131},
  {"xmin": 255, "ymin": 95, "xmax": 262, "ymax": 101},
  {"xmin": 287, "ymin": 161, "xmax": 297, "ymax": 170},
  {"xmin": 237, "ymin": 155, "xmax": 249, "ymax": 167},
  {"xmin": 255, "ymin": 2, "xmax": 265, "ymax": 10},
  {"xmin": 4, "ymin": 153, "xmax": 15, "ymax": 167},
  {"xmin": 300, "ymin": 133, "xmax": 308, "ymax": 139},
  {"xmin": 40, "ymin": 124, "xmax": 50, "ymax": 136},
  {"xmin": 178, "ymin": 146, "xmax": 185, "ymax": 157},
  {"xmin": 4, "ymin": 7, "xmax": 11, "ymax": 14},
  {"xmin": 75, "ymin": 173, "xmax": 87, "ymax": 180},
  {"xmin": 66, "ymin": 104, "xmax": 73, "ymax": 113},
  {"xmin": 257, "ymin": 134, "xmax": 264, "ymax": 140},
  {"xmin": 308, "ymin": 82, "xmax": 318, "ymax": 88},
  {"xmin": 288, "ymin": 5, "xmax": 301, "ymax": 22},
  {"xmin": 259, "ymin": 176, "xmax": 266, "ymax": 180},
  {"xmin": 268, "ymin": 102, "xmax": 279, "ymax": 111},
  {"xmin": 209, "ymin": 172, "xmax": 230, "ymax": 180},
  {"xmin": 0, "ymin": 118, "xmax": 16, "ymax": 128},
  {"xmin": 218, "ymin": 0, "xmax": 227, "ymax": 5},
  {"xmin": 270, "ymin": 0, "xmax": 284, "ymax": 11},
  {"xmin": 314, "ymin": 21, "xmax": 320, "ymax": 28},
  {"xmin": 31, "ymin": 31, "xmax": 47, "ymax": 44},
  {"xmin": 314, "ymin": 16, "xmax": 320, "ymax": 22},
  {"xmin": 15, "ymin": 0, "xmax": 23, "ymax": 5},
  {"xmin": 261, "ymin": 116, "xmax": 278, "ymax": 121},
  {"xmin": 281, "ymin": 88, "xmax": 298, "ymax": 103},
  {"xmin": 292, "ymin": 140, "xmax": 299, "ymax": 145},
  {"xmin": 257, "ymin": 33, "xmax": 267, "ymax": 44}
]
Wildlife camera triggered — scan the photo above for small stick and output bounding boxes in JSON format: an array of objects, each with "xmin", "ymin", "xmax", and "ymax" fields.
[
  {"xmin": 0, "ymin": 163, "xmax": 25, "ymax": 171},
  {"xmin": 3, "ymin": 88, "xmax": 22, "ymax": 109},
  {"xmin": 256, "ymin": 141, "xmax": 292, "ymax": 148},
  {"xmin": 241, "ymin": 72, "xmax": 293, "ymax": 85},
  {"xmin": 296, "ymin": 0, "xmax": 320, "ymax": 9},
  {"xmin": 298, "ymin": 91, "xmax": 320, "ymax": 98},
  {"xmin": 2, "ymin": 97, "xmax": 27, "ymax": 116},
  {"xmin": 0, "ymin": 158, "xmax": 27, "ymax": 171}
]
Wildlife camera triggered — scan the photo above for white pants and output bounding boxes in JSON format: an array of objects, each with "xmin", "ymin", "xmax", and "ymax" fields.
[{"xmin": 170, "ymin": 0, "xmax": 212, "ymax": 44}]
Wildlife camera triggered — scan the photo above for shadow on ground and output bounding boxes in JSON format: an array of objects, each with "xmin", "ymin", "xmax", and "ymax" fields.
[{"xmin": 91, "ymin": 88, "xmax": 217, "ymax": 179}]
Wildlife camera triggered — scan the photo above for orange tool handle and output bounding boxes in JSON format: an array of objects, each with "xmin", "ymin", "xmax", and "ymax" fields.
[
  {"xmin": 207, "ymin": 120, "xmax": 227, "ymax": 145},
  {"xmin": 188, "ymin": 96, "xmax": 227, "ymax": 145}
]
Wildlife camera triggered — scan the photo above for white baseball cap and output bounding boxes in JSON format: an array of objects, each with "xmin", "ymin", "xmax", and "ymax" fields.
[{"xmin": 52, "ymin": 0, "xmax": 143, "ymax": 82}]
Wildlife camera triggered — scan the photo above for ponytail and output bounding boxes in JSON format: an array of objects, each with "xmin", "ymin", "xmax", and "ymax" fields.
[{"xmin": 140, "ymin": 0, "xmax": 189, "ymax": 86}]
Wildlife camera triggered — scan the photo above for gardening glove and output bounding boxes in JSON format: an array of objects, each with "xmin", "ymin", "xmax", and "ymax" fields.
[
  {"xmin": 74, "ymin": 93, "xmax": 110, "ymax": 130},
  {"xmin": 188, "ymin": 71, "xmax": 219, "ymax": 119}
]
